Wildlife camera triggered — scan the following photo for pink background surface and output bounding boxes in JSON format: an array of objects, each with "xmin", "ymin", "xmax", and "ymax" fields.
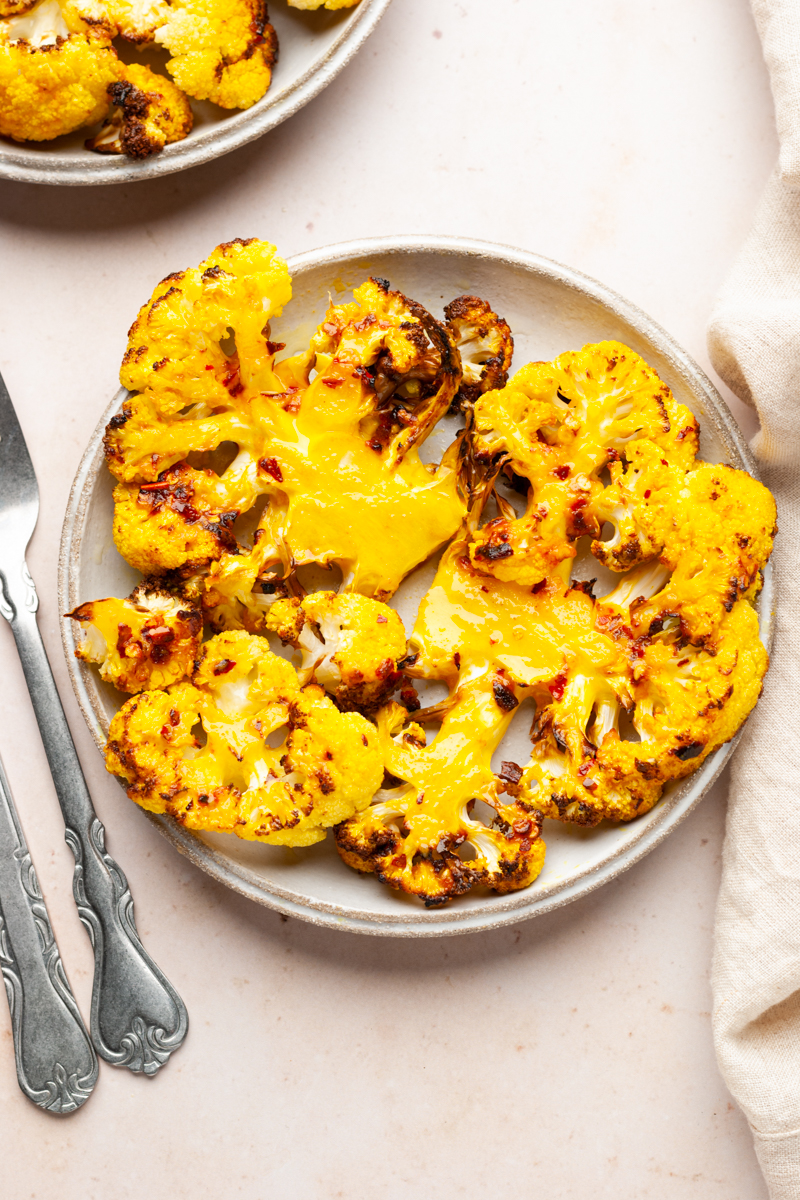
[{"xmin": 0, "ymin": 0, "xmax": 779, "ymax": 1195}]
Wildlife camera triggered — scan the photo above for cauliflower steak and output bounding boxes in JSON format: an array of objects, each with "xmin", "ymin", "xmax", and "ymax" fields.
[{"xmin": 73, "ymin": 245, "xmax": 775, "ymax": 910}]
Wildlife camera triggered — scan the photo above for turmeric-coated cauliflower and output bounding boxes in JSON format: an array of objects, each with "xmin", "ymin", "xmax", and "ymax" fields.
[
  {"xmin": 203, "ymin": 275, "xmax": 467, "ymax": 619},
  {"xmin": 67, "ymin": 584, "xmax": 202, "ymax": 693},
  {"xmin": 105, "ymin": 245, "xmax": 473, "ymax": 629},
  {"xmin": 155, "ymin": 0, "xmax": 277, "ymax": 110},
  {"xmin": 74, "ymin": 241, "xmax": 775, "ymax": 908},
  {"xmin": 444, "ymin": 294, "xmax": 513, "ymax": 410},
  {"xmin": 0, "ymin": 0, "xmax": 119, "ymax": 141},
  {"xmin": 106, "ymin": 630, "xmax": 382, "ymax": 846},
  {"xmin": 265, "ymin": 590, "xmax": 406, "ymax": 712},
  {"xmin": 85, "ymin": 61, "xmax": 192, "ymax": 157},
  {"xmin": 469, "ymin": 342, "xmax": 701, "ymax": 588}
]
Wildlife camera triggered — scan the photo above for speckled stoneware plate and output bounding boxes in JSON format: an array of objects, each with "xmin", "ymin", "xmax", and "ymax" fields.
[
  {"xmin": 59, "ymin": 236, "xmax": 774, "ymax": 936},
  {"xmin": 0, "ymin": 0, "xmax": 391, "ymax": 186}
]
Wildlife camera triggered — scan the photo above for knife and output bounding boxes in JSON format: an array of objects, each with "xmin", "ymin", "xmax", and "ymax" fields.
[
  {"xmin": 0, "ymin": 751, "xmax": 97, "ymax": 1111},
  {"xmin": 0, "ymin": 368, "xmax": 188, "ymax": 1076}
]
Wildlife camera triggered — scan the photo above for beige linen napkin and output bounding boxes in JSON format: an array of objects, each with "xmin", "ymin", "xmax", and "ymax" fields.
[{"xmin": 708, "ymin": 6, "xmax": 800, "ymax": 1197}]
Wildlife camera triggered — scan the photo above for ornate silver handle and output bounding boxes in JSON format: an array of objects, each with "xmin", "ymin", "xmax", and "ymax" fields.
[
  {"xmin": 0, "ymin": 753, "xmax": 97, "ymax": 1112},
  {"xmin": 4, "ymin": 568, "xmax": 188, "ymax": 1075}
]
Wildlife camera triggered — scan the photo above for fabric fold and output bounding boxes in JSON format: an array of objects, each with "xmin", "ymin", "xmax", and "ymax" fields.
[{"xmin": 709, "ymin": 168, "xmax": 800, "ymax": 1200}]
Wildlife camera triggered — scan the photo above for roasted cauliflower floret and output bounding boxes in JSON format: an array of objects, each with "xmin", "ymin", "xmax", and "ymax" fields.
[
  {"xmin": 86, "ymin": 62, "xmax": 192, "ymax": 157},
  {"xmin": 109, "ymin": 237, "xmax": 292, "ymax": 474},
  {"xmin": 444, "ymin": 294, "xmax": 513, "ymax": 409},
  {"xmin": 67, "ymin": 585, "xmax": 202, "ymax": 693},
  {"xmin": 470, "ymin": 342, "xmax": 699, "ymax": 588},
  {"xmin": 265, "ymin": 591, "xmax": 406, "ymax": 711},
  {"xmin": 0, "ymin": 0, "xmax": 119, "ymax": 141},
  {"xmin": 111, "ymin": 464, "xmax": 241, "ymax": 576},
  {"xmin": 591, "ymin": 439, "xmax": 776, "ymax": 643},
  {"xmin": 105, "ymin": 630, "xmax": 382, "ymax": 847},
  {"xmin": 518, "ymin": 565, "xmax": 769, "ymax": 824},
  {"xmin": 155, "ymin": 0, "xmax": 277, "ymax": 110}
]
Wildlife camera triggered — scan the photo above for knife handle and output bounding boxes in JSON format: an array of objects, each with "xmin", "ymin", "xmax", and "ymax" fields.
[
  {"xmin": 2, "ymin": 571, "xmax": 188, "ymax": 1076},
  {"xmin": 0, "ymin": 754, "xmax": 97, "ymax": 1112}
]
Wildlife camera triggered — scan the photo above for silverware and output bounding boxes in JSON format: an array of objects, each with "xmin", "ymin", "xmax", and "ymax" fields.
[
  {"xmin": 0, "ymin": 752, "xmax": 97, "ymax": 1111},
  {"xmin": 0, "ymin": 369, "xmax": 188, "ymax": 1076}
]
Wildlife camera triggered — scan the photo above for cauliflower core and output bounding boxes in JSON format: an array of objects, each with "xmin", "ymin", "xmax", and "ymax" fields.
[{"xmin": 106, "ymin": 631, "xmax": 383, "ymax": 847}]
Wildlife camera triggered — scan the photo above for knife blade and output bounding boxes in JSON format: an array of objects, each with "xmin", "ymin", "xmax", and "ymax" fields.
[{"xmin": 0, "ymin": 368, "xmax": 188, "ymax": 1075}]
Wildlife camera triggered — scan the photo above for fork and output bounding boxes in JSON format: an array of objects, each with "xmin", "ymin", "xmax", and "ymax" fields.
[{"xmin": 0, "ymin": 369, "xmax": 188, "ymax": 1075}]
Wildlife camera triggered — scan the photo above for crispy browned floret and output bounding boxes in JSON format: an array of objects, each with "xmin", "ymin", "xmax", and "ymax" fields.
[
  {"xmin": 444, "ymin": 294, "xmax": 513, "ymax": 409},
  {"xmin": 67, "ymin": 583, "xmax": 202, "ymax": 692},
  {"xmin": 86, "ymin": 62, "xmax": 192, "ymax": 158}
]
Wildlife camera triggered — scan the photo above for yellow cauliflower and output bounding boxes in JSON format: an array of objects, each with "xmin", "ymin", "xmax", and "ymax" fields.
[
  {"xmin": 265, "ymin": 591, "xmax": 406, "ymax": 712},
  {"xmin": 105, "ymin": 631, "xmax": 382, "ymax": 847},
  {"xmin": 470, "ymin": 341, "xmax": 700, "ymax": 588},
  {"xmin": 591, "ymin": 438, "xmax": 776, "ymax": 644},
  {"xmin": 67, "ymin": 584, "xmax": 202, "ymax": 693},
  {"xmin": 0, "ymin": 0, "xmax": 119, "ymax": 141},
  {"xmin": 155, "ymin": 0, "xmax": 277, "ymax": 110},
  {"xmin": 204, "ymin": 275, "xmax": 467, "ymax": 620},
  {"xmin": 444, "ymin": 293, "xmax": 513, "ymax": 409},
  {"xmin": 85, "ymin": 61, "xmax": 192, "ymax": 157}
]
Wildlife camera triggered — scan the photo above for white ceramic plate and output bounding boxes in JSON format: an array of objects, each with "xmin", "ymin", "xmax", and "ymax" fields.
[
  {"xmin": 0, "ymin": 0, "xmax": 391, "ymax": 186},
  {"xmin": 59, "ymin": 236, "xmax": 773, "ymax": 936}
]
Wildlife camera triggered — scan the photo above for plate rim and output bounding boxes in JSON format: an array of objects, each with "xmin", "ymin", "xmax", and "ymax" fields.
[
  {"xmin": 0, "ymin": 0, "xmax": 392, "ymax": 186},
  {"xmin": 58, "ymin": 234, "xmax": 774, "ymax": 936}
]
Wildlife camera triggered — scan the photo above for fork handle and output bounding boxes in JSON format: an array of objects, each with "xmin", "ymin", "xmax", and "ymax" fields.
[
  {"xmin": 0, "ymin": 754, "xmax": 97, "ymax": 1111},
  {"xmin": 5, "ymin": 576, "xmax": 188, "ymax": 1076}
]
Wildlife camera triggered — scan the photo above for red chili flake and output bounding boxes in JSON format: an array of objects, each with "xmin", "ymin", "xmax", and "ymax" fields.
[
  {"xmin": 322, "ymin": 377, "xmax": 344, "ymax": 389},
  {"xmin": 205, "ymin": 364, "xmax": 214, "ymax": 371},
  {"xmin": 144, "ymin": 625, "xmax": 175, "ymax": 646},
  {"xmin": 376, "ymin": 615, "xmax": 387, "ymax": 624},
  {"xmin": 553, "ymin": 464, "xmax": 571, "ymax": 480},
  {"xmin": 361, "ymin": 734, "xmax": 369, "ymax": 747},
  {"xmin": 644, "ymin": 489, "xmax": 651, "ymax": 499},
  {"xmin": 259, "ymin": 457, "xmax": 283, "ymax": 482},
  {"xmin": 213, "ymin": 658, "xmax": 235, "ymax": 676},
  {"xmin": 661, "ymin": 459, "xmax": 668, "ymax": 466},
  {"xmin": 159, "ymin": 725, "xmax": 172, "ymax": 741},
  {"xmin": 169, "ymin": 708, "xmax": 180, "ymax": 727},
  {"xmin": 549, "ymin": 673, "xmax": 567, "ymax": 701}
]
